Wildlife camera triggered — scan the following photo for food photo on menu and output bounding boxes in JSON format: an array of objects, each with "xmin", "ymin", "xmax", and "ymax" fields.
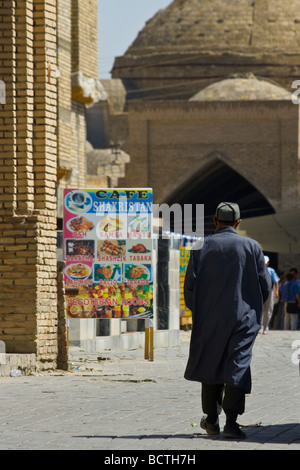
[
  {"xmin": 93, "ymin": 263, "xmax": 122, "ymax": 283},
  {"xmin": 65, "ymin": 283, "xmax": 154, "ymax": 319},
  {"xmin": 124, "ymin": 263, "xmax": 152, "ymax": 284},
  {"xmin": 67, "ymin": 215, "xmax": 94, "ymax": 234},
  {"xmin": 63, "ymin": 259, "xmax": 154, "ymax": 320},
  {"xmin": 65, "ymin": 239, "xmax": 95, "ymax": 261},
  {"xmin": 97, "ymin": 239, "xmax": 126, "ymax": 261},
  {"xmin": 126, "ymin": 238, "xmax": 152, "ymax": 262},
  {"xmin": 127, "ymin": 213, "xmax": 151, "ymax": 238},
  {"xmin": 64, "ymin": 261, "xmax": 93, "ymax": 283},
  {"xmin": 96, "ymin": 213, "xmax": 127, "ymax": 239}
]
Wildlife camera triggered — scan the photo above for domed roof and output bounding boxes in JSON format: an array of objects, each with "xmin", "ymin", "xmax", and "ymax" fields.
[
  {"xmin": 112, "ymin": 0, "xmax": 300, "ymax": 101},
  {"xmin": 126, "ymin": 0, "xmax": 300, "ymax": 55},
  {"xmin": 189, "ymin": 74, "xmax": 292, "ymax": 101}
]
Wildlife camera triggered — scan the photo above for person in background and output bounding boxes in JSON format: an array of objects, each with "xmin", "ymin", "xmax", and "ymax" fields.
[
  {"xmin": 260, "ymin": 256, "xmax": 279, "ymax": 335},
  {"xmin": 184, "ymin": 202, "xmax": 271, "ymax": 440},
  {"xmin": 289, "ymin": 268, "xmax": 300, "ymax": 329},
  {"xmin": 270, "ymin": 270, "xmax": 285, "ymax": 330},
  {"xmin": 289, "ymin": 268, "xmax": 300, "ymax": 289},
  {"xmin": 281, "ymin": 272, "xmax": 300, "ymax": 330}
]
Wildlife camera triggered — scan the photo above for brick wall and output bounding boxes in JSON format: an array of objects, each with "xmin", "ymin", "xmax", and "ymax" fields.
[
  {"xmin": 0, "ymin": 0, "xmax": 59, "ymax": 369},
  {"xmin": 57, "ymin": 0, "xmax": 72, "ymax": 168},
  {"xmin": 125, "ymin": 101, "xmax": 299, "ymax": 213},
  {"xmin": 57, "ymin": 0, "xmax": 100, "ymax": 216},
  {"xmin": 70, "ymin": 100, "xmax": 86, "ymax": 187},
  {"xmin": 56, "ymin": 0, "xmax": 87, "ymax": 202},
  {"xmin": 71, "ymin": 0, "xmax": 98, "ymax": 79}
]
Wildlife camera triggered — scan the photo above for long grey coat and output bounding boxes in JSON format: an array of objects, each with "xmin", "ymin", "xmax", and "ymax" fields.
[{"xmin": 184, "ymin": 226, "xmax": 271, "ymax": 393}]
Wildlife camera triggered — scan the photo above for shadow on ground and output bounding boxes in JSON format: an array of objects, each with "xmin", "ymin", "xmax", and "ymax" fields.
[{"xmin": 74, "ymin": 423, "xmax": 300, "ymax": 444}]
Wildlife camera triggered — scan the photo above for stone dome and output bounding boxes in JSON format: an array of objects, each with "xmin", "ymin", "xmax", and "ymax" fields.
[
  {"xmin": 125, "ymin": 0, "xmax": 300, "ymax": 54},
  {"xmin": 190, "ymin": 74, "xmax": 293, "ymax": 101},
  {"xmin": 112, "ymin": 0, "xmax": 300, "ymax": 100}
]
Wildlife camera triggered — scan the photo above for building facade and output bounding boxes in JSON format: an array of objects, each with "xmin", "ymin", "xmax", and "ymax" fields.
[
  {"xmin": 111, "ymin": 0, "xmax": 300, "ymax": 270},
  {"xmin": 2, "ymin": 0, "xmax": 300, "ymax": 371},
  {"xmin": 0, "ymin": 0, "xmax": 126, "ymax": 371}
]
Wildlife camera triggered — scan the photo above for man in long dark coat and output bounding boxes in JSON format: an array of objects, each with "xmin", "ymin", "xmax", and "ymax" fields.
[{"xmin": 184, "ymin": 202, "xmax": 271, "ymax": 439}]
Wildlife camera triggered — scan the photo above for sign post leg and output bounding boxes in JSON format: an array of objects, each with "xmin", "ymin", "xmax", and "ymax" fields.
[
  {"xmin": 145, "ymin": 319, "xmax": 154, "ymax": 361},
  {"xmin": 144, "ymin": 321, "xmax": 150, "ymax": 360},
  {"xmin": 149, "ymin": 324, "xmax": 154, "ymax": 361}
]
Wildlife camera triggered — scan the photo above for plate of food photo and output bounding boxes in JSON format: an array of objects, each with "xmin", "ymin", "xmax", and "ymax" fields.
[
  {"xmin": 124, "ymin": 264, "xmax": 151, "ymax": 282},
  {"xmin": 127, "ymin": 242, "xmax": 151, "ymax": 254},
  {"xmin": 128, "ymin": 214, "xmax": 150, "ymax": 235},
  {"xmin": 94, "ymin": 264, "xmax": 122, "ymax": 282},
  {"xmin": 65, "ymin": 263, "xmax": 92, "ymax": 280},
  {"xmin": 97, "ymin": 215, "xmax": 124, "ymax": 233},
  {"xmin": 67, "ymin": 216, "xmax": 94, "ymax": 234},
  {"xmin": 65, "ymin": 240, "xmax": 95, "ymax": 258}
]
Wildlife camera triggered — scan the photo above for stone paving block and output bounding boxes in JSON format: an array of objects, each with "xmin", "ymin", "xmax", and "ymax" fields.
[{"xmin": 0, "ymin": 331, "xmax": 299, "ymax": 450}]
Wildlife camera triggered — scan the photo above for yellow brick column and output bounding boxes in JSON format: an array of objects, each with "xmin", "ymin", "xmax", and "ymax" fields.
[
  {"xmin": 0, "ymin": 1, "xmax": 59, "ymax": 370},
  {"xmin": 15, "ymin": 0, "xmax": 35, "ymax": 213},
  {"xmin": 0, "ymin": 1, "xmax": 37, "ymax": 356},
  {"xmin": 0, "ymin": 1, "xmax": 17, "ymax": 212},
  {"xmin": 33, "ymin": 0, "xmax": 58, "ymax": 369}
]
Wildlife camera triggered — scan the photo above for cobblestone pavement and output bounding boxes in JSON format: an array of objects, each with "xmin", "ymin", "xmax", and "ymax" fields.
[{"xmin": 0, "ymin": 330, "xmax": 299, "ymax": 452}]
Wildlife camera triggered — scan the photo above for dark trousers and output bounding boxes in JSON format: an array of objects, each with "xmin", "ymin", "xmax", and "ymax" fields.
[{"xmin": 201, "ymin": 383, "xmax": 245, "ymax": 422}]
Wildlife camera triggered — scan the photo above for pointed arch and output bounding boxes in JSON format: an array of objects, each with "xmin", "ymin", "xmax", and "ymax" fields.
[{"xmin": 166, "ymin": 156, "xmax": 275, "ymax": 234}]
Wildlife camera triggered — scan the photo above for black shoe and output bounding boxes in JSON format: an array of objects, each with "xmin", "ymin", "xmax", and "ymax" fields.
[
  {"xmin": 223, "ymin": 422, "xmax": 246, "ymax": 439},
  {"xmin": 200, "ymin": 415, "xmax": 220, "ymax": 436}
]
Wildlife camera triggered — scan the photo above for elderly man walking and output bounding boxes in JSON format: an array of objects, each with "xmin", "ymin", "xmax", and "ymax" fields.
[{"xmin": 184, "ymin": 202, "xmax": 271, "ymax": 439}]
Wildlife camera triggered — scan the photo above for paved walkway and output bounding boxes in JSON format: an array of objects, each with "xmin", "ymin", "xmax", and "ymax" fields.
[{"xmin": 0, "ymin": 330, "xmax": 299, "ymax": 451}]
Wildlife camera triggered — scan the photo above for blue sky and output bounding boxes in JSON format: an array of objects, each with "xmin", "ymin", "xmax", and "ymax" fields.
[{"xmin": 98, "ymin": 0, "xmax": 172, "ymax": 78}]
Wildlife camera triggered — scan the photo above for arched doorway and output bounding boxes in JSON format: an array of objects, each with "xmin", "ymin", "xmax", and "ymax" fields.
[{"xmin": 166, "ymin": 159, "xmax": 275, "ymax": 235}]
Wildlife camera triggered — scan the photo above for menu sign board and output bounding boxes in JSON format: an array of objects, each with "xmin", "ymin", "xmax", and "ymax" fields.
[{"xmin": 63, "ymin": 188, "xmax": 153, "ymax": 319}]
